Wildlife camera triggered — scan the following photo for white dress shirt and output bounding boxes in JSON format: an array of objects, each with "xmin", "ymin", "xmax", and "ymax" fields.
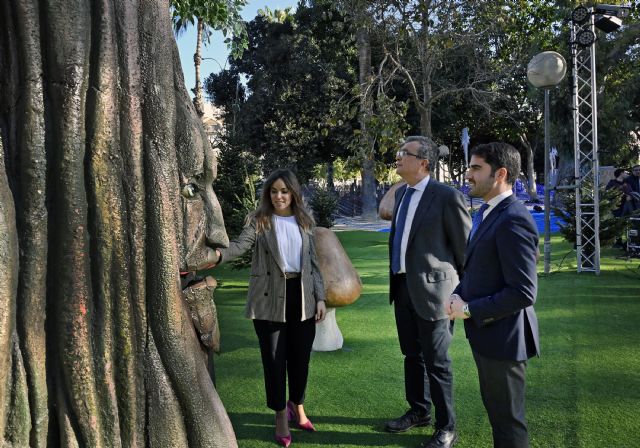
[
  {"xmin": 395, "ymin": 175, "xmax": 430, "ymax": 274},
  {"xmin": 480, "ymin": 190, "xmax": 513, "ymax": 221},
  {"xmin": 273, "ymin": 215, "xmax": 302, "ymax": 272}
]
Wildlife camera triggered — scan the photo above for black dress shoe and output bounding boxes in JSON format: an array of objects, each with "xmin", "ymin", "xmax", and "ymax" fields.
[
  {"xmin": 384, "ymin": 409, "xmax": 432, "ymax": 433},
  {"xmin": 420, "ymin": 429, "xmax": 458, "ymax": 448}
]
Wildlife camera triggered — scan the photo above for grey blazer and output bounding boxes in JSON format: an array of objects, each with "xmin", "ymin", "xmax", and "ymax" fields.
[
  {"xmin": 389, "ymin": 180, "xmax": 471, "ymax": 321},
  {"xmin": 218, "ymin": 218, "xmax": 325, "ymax": 322}
]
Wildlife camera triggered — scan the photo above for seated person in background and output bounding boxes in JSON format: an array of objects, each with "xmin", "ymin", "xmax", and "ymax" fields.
[
  {"xmin": 622, "ymin": 165, "xmax": 640, "ymax": 216},
  {"xmin": 606, "ymin": 168, "xmax": 628, "ymax": 217}
]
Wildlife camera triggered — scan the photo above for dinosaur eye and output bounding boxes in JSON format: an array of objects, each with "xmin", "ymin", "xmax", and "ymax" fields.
[{"xmin": 181, "ymin": 183, "xmax": 200, "ymax": 198}]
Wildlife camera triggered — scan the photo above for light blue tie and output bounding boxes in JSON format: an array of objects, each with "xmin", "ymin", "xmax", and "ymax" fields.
[
  {"xmin": 391, "ymin": 187, "xmax": 415, "ymax": 274},
  {"xmin": 469, "ymin": 203, "xmax": 489, "ymax": 241}
]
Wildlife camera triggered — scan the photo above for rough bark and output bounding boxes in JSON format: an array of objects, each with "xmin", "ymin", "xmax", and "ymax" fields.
[
  {"xmin": 0, "ymin": 0, "xmax": 235, "ymax": 446},
  {"xmin": 520, "ymin": 134, "xmax": 539, "ymax": 201}
]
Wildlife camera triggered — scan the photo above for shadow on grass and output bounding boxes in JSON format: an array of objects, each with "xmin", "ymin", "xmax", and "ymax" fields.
[{"xmin": 228, "ymin": 412, "xmax": 434, "ymax": 447}]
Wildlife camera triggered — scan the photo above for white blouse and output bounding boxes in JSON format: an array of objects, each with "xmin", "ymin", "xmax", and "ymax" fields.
[{"xmin": 273, "ymin": 215, "xmax": 302, "ymax": 272}]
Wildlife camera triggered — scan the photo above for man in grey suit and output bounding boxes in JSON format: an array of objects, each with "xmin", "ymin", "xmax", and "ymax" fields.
[{"xmin": 385, "ymin": 136, "xmax": 471, "ymax": 448}]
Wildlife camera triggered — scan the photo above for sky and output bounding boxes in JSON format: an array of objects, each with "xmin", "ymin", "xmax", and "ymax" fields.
[{"xmin": 176, "ymin": 0, "xmax": 298, "ymax": 96}]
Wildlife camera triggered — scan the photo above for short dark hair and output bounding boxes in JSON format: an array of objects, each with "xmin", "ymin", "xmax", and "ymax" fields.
[
  {"xmin": 614, "ymin": 168, "xmax": 626, "ymax": 177},
  {"xmin": 470, "ymin": 142, "xmax": 521, "ymax": 184}
]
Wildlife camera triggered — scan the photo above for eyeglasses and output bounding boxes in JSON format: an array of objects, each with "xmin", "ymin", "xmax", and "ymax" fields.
[{"xmin": 396, "ymin": 150, "xmax": 424, "ymax": 159}]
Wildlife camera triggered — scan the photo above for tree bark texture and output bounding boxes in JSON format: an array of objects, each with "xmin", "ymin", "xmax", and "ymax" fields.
[
  {"xmin": 0, "ymin": 1, "xmax": 235, "ymax": 446},
  {"xmin": 519, "ymin": 134, "xmax": 539, "ymax": 201}
]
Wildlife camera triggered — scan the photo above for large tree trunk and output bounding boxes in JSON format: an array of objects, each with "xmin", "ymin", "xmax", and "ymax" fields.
[
  {"xmin": 356, "ymin": 26, "xmax": 377, "ymax": 220},
  {"xmin": 419, "ymin": 103, "xmax": 432, "ymax": 138},
  {"xmin": 0, "ymin": 1, "xmax": 235, "ymax": 447},
  {"xmin": 520, "ymin": 134, "xmax": 539, "ymax": 201}
]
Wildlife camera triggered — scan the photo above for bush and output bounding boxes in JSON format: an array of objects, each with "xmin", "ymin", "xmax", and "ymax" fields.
[
  {"xmin": 552, "ymin": 183, "xmax": 628, "ymax": 247},
  {"xmin": 310, "ymin": 187, "xmax": 338, "ymax": 228},
  {"xmin": 212, "ymin": 140, "xmax": 259, "ymax": 270}
]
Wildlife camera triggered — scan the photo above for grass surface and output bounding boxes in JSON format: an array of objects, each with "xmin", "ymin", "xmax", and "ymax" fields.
[{"xmin": 211, "ymin": 232, "xmax": 640, "ymax": 448}]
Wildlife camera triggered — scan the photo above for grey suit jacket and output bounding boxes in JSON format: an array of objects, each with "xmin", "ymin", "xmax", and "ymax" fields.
[
  {"xmin": 389, "ymin": 180, "xmax": 471, "ymax": 321},
  {"xmin": 218, "ymin": 218, "xmax": 325, "ymax": 322}
]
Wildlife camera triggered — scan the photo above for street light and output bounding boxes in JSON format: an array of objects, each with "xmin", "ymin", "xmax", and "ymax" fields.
[{"xmin": 527, "ymin": 51, "xmax": 567, "ymax": 274}]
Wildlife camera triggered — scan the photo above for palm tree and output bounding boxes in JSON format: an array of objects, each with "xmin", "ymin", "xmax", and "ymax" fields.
[{"xmin": 172, "ymin": 0, "xmax": 248, "ymax": 117}]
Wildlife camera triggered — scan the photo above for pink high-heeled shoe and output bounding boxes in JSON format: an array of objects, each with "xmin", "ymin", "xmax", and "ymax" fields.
[
  {"xmin": 287, "ymin": 400, "xmax": 316, "ymax": 432},
  {"xmin": 275, "ymin": 409, "xmax": 292, "ymax": 446},
  {"xmin": 274, "ymin": 433, "xmax": 292, "ymax": 447}
]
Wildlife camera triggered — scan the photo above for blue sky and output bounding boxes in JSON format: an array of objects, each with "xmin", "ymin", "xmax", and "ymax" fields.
[{"xmin": 176, "ymin": 1, "xmax": 297, "ymax": 96}]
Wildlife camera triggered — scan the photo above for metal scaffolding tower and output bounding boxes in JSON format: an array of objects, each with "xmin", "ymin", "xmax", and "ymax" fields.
[{"xmin": 571, "ymin": 13, "xmax": 601, "ymax": 274}]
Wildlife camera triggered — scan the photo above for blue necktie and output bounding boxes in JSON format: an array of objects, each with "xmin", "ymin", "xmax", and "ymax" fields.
[
  {"xmin": 469, "ymin": 203, "xmax": 489, "ymax": 241},
  {"xmin": 391, "ymin": 187, "xmax": 415, "ymax": 274}
]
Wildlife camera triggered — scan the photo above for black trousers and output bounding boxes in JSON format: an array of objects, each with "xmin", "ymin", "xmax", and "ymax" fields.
[
  {"xmin": 253, "ymin": 278, "xmax": 316, "ymax": 411},
  {"xmin": 472, "ymin": 350, "xmax": 529, "ymax": 448},
  {"xmin": 392, "ymin": 274, "xmax": 456, "ymax": 431}
]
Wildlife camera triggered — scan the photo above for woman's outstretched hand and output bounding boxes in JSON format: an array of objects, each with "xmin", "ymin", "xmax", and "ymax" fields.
[{"xmin": 315, "ymin": 301, "xmax": 327, "ymax": 323}]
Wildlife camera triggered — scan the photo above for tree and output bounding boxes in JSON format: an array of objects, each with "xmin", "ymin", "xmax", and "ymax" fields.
[
  {"xmin": 1, "ymin": 1, "xmax": 236, "ymax": 446},
  {"xmin": 553, "ymin": 183, "xmax": 630, "ymax": 247},
  {"xmin": 171, "ymin": 0, "xmax": 248, "ymax": 117},
  {"xmin": 205, "ymin": 2, "xmax": 359, "ymax": 182},
  {"xmin": 333, "ymin": 0, "xmax": 410, "ymax": 218}
]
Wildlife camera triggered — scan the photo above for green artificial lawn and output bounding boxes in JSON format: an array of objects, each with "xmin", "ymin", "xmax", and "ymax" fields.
[{"xmin": 211, "ymin": 232, "xmax": 640, "ymax": 448}]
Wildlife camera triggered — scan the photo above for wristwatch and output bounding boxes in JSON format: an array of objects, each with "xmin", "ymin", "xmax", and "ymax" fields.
[{"xmin": 462, "ymin": 303, "xmax": 471, "ymax": 318}]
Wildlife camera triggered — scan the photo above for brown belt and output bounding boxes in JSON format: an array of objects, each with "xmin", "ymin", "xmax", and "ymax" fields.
[{"xmin": 284, "ymin": 272, "xmax": 301, "ymax": 279}]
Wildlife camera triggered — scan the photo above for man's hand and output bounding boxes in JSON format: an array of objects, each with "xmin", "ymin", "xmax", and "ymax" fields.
[
  {"xmin": 448, "ymin": 294, "xmax": 469, "ymax": 320},
  {"xmin": 315, "ymin": 301, "xmax": 327, "ymax": 323}
]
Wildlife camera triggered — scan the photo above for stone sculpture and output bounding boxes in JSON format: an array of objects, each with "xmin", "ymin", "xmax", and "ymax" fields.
[
  {"xmin": 0, "ymin": 1, "xmax": 235, "ymax": 446},
  {"xmin": 379, "ymin": 182, "xmax": 407, "ymax": 220},
  {"xmin": 312, "ymin": 227, "xmax": 362, "ymax": 351}
]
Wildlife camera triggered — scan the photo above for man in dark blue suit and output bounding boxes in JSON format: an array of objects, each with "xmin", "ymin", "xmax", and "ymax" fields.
[{"xmin": 448, "ymin": 142, "xmax": 539, "ymax": 448}]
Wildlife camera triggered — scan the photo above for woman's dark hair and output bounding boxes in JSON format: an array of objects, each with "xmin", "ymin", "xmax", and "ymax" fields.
[{"xmin": 249, "ymin": 169, "xmax": 315, "ymax": 233}]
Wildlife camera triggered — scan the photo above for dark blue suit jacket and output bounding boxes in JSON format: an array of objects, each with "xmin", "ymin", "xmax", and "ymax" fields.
[
  {"xmin": 453, "ymin": 195, "xmax": 540, "ymax": 361},
  {"xmin": 624, "ymin": 174, "xmax": 640, "ymax": 194}
]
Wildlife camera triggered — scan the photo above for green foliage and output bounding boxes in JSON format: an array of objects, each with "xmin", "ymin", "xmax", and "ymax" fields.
[
  {"xmin": 202, "ymin": 0, "xmax": 639, "ymax": 199},
  {"xmin": 213, "ymin": 139, "xmax": 259, "ymax": 239},
  {"xmin": 228, "ymin": 171, "xmax": 258, "ymax": 270},
  {"xmin": 553, "ymin": 183, "xmax": 629, "ymax": 247},
  {"xmin": 171, "ymin": 0, "xmax": 249, "ymax": 59},
  {"xmin": 310, "ymin": 187, "xmax": 338, "ymax": 228},
  {"xmin": 347, "ymin": 92, "xmax": 410, "ymax": 169},
  {"xmin": 204, "ymin": 0, "xmax": 359, "ymax": 182},
  {"xmin": 312, "ymin": 158, "xmax": 360, "ymax": 184}
]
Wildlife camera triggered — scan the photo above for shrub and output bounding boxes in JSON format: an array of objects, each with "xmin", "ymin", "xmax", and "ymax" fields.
[
  {"xmin": 310, "ymin": 187, "xmax": 338, "ymax": 228},
  {"xmin": 552, "ymin": 183, "xmax": 628, "ymax": 247}
]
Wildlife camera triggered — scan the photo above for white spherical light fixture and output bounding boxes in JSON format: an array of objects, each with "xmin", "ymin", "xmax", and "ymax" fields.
[{"xmin": 527, "ymin": 51, "xmax": 567, "ymax": 88}]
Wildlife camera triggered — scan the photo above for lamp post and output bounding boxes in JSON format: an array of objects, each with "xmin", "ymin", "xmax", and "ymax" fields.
[{"xmin": 527, "ymin": 51, "xmax": 567, "ymax": 274}]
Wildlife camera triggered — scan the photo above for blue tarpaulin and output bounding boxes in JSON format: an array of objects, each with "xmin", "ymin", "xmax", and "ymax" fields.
[{"xmin": 378, "ymin": 210, "xmax": 564, "ymax": 235}]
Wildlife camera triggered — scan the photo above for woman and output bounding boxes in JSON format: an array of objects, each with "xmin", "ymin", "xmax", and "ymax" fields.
[{"xmin": 209, "ymin": 169, "xmax": 326, "ymax": 447}]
